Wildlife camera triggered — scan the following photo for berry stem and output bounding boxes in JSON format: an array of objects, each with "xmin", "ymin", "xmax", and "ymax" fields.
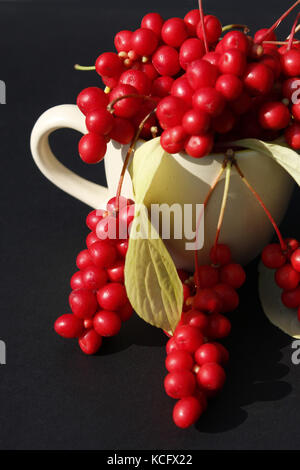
[
  {"xmin": 222, "ymin": 24, "xmax": 249, "ymax": 33},
  {"xmin": 194, "ymin": 165, "xmax": 225, "ymax": 290},
  {"xmin": 263, "ymin": 40, "xmax": 300, "ymax": 45},
  {"xmin": 107, "ymin": 94, "xmax": 157, "ymax": 114},
  {"xmin": 233, "ymin": 161, "xmax": 287, "ymax": 251},
  {"xmin": 255, "ymin": 0, "xmax": 300, "ymax": 44},
  {"xmin": 288, "ymin": 12, "xmax": 300, "ymax": 50},
  {"xmin": 287, "ymin": 23, "xmax": 300, "ymax": 38},
  {"xmin": 198, "ymin": 0, "xmax": 209, "ymax": 54},
  {"xmin": 213, "ymin": 159, "xmax": 232, "ymax": 250},
  {"xmin": 74, "ymin": 64, "xmax": 96, "ymax": 71}
]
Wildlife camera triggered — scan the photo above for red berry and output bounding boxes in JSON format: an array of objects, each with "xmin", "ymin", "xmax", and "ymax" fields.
[
  {"xmin": 281, "ymin": 287, "xmax": 300, "ymax": 309},
  {"xmin": 281, "ymin": 49, "xmax": 300, "ymax": 77},
  {"xmin": 131, "ymin": 28, "xmax": 159, "ymax": 56},
  {"xmin": 166, "ymin": 336, "xmax": 180, "ymax": 354},
  {"xmin": 140, "ymin": 62, "xmax": 159, "ymax": 81},
  {"xmin": 220, "ymin": 263, "xmax": 246, "ymax": 289},
  {"xmin": 173, "ymin": 325, "xmax": 204, "ymax": 353},
  {"xmin": 78, "ymin": 133, "xmax": 107, "ymax": 164},
  {"xmin": 86, "ymin": 209, "xmax": 106, "ymax": 231},
  {"xmin": 193, "ymin": 288, "xmax": 222, "ymax": 313},
  {"xmin": 118, "ymin": 301, "xmax": 133, "ymax": 322},
  {"xmin": 161, "ymin": 17, "xmax": 188, "ymax": 48},
  {"xmin": 77, "ymin": 87, "xmax": 108, "ymax": 115},
  {"xmin": 114, "ymin": 30, "xmax": 132, "ymax": 53},
  {"xmin": 70, "ymin": 271, "xmax": 85, "ymax": 290},
  {"xmin": 106, "ymin": 195, "xmax": 132, "ymax": 213},
  {"xmin": 213, "ymin": 283, "xmax": 239, "ymax": 313},
  {"xmin": 182, "ymin": 309, "xmax": 209, "ymax": 332},
  {"xmin": 215, "ymin": 74, "xmax": 243, "ymax": 101},
  {"xmin": 86, "ymin": 108, "xmax": 114, "ymax": 136},
  {"xmin": 76, "ymin": 249, "xmax": 94, "ymax": 271},
  {"xmin": 259, "ymin": 102, "xmax": 290, "ymax": 130},
  {"xmin": 212, "ymin": 342, "xmax": 229, "ymax": 365},
  {"xmin": 206, "ymin": 313, "xmax": 231, "ymax": 339},
  {"xmin": 78, "ymin": 329, "xmax": 102, "ymax": 355},
  {"xmin": 164, "ymin": 370, "xmax": 196, "ymax": 398},
  {"xmin": 186, "ymin": 59, "xmax": 218, "ymax": 90},
  {"xmin": 291, "ymin": 248, "xmax": 300, "ymax": 272},
  {"xmin": 285, "ymin": 123, "xmax": 300, "ymax": 150},
  {"xmin": 275, "ymin": 264, "xmax": 300, "ymax": 291},
  {"xmin": 171, "ymin": 76, "xmax": 194, "ymax": 107},
  {"xmin": 82, "ymin": 265, "xmax": 108, "ymax": 290},
  {"xmin": 107, "ymin": 260, "xmax": 125, "ymax": 283},
  {"xmin": 219, "ymin": 49, "xmax": 247, "ymax": 76},
  {"xmin": 86, "ymin": 231, "xmax": 99, "ymax": 248},
  {"xmin": 196, "ymin": 15, "xmax": 222, "ymax": 44},
  {"xmin": 254, "ymin": 28, "xmax": 277, "ymax": 44},
  {"xmin": 202, "ymin": 51, "xmax": 221, "ymax": 67},
  {"xmin": 179, "ymin": 38, "xmax": 205, "ymax": 70},
  {"xmin": 119, "ymin": 69, "xmax": 151, "ymax": 95},
  {"xmin": 151, "ymin": 76, "xmax": 174, "ymax": 98},
  {"xmin": 193, "ymin": 87, "xmax": 225, "ymax": 117},
  {"xmin": 184, "ymin": 9, "xmax": 200, "ymax": 36},
  {"xmin": 243, "ymin": 63, "xmax": 274, "ymax": 95},
  {"xmin": 95, "ymin": 52, "xmax": 123, "ymax": 77},
  {"xmin": 197, "ymin": 265, "xmax": 219, "ymax": 288},
  {"xmin": 292, "ymin": 103, "xmax": 300, "ymax": 121},
  {"xmin": 141, "ymin": 12, "xmax": 164, "ymax": 37},
  {"xmin": 156, "ymin": 95, "xmax": 187, "ymax": 129},
  {"xmin": 69, "ymin": 289, "xmax": 98, "ymax": 319},
  {"xmin": 116, "ymin": 240, "xmax": 128, "ymax": 258},
  {"xmin": 197, "ymin": 362, "xmax": 226, "ymax": 391},
  {"xmin": 282, "ymin": 77, "xmax": 300, "ymax": 101},
  {"xmin": 152, "ymin": 46, "xmax": 180, "ymax": 76},
  {"xmin": 160, "ymin": 126, "xmax": 187, "ymax": 154},
  {"xmin": 172, "ymin": 396, "xmax": 203, "ymax": 428},
  {"xmin": 54, "ymin": 314, "xmax": 84, "ymax": 338},
  {"xmin": 212, "ymin": 107, "xmax": 236, "ymax": 134},
  {"xmin": 88, "ymin": 241, "xmax": 117, "ymax": 268},
  {"xmin": 185, "ymin": 133, "xmax": 214, "ymax": 158},
  {"xmin": 109, "ymin": 84, "xmax": 140, "ymax": 118},
  {"xmin": 262, "ymin": 243, "xmax": 286, "ymax": 269},
  {"xmin": 222, "ymin": 30, "xmax": 249, "ymax": 54},
  {"xmin": 97, "ymin": 282, "xmax": 128, "ymax": 311},
  {"xmin": 110, "ymin": 117, "xmax": 135, "ymax": 144},
  {"xmin": 195, "ymin": 343, "xmax": 222, "ymax": 366},
  {"xmin": 230, "ymin": 90, "xmax": 252, "ymax": 115},
  {"xmin": 93, "ymin": 310, "xmax": 122, "ymax": 336},
  {"xmin": 209, "ymin": 244, "xmax": 231, "ymax": 266},
  {"xmin": 260, "ymin": 54, "xmax": 281, "ymax": 79},
  {"xmin": 182, "ymin": 109, "xmax": 211, "ymax": 135},
  {"xmin": 286, "ymin": 238, "xmax": 300, "ymax": 254},
  {"xmin": 165, "ymin": 350, "xmax": 194, "ymax": 372}
]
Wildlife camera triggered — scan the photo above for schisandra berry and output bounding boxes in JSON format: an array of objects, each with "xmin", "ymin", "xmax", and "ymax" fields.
[
  {"xmin": 222, "ymin": 30, "xmax": 249, "ymax": 54},
  {"xmin": 69, "ymin": 289, "xmax": 98, "ymax": 319},
  {"xmin": 164, "ymin": 370, "xmax": 196, "ymax": 399},
  {"xmin": 97, "ymin": 282, "xmax": 128, "ymax": 311},
  {"xmin": 93, "ymin": 310, "xmax": 122, "ymax": 337},
  {"xmin": 161, "ymin": 18, "xmax": 188, "ymax": 48},
  {"xmin": 118, "ymin": 302, "xmax": 133, "ymax": 322},
  {"xmin": 213, "ymin": 283, "xmax": 239, "ymax": 312},
  {"xmin": 218, "ymin": 49, "xmax": 247, "ymax": 77},
  {"xmin": 141, "ymin": 12, "xmax": 164, "ymax": 37},
  {"xmin": 262, "ymin": 244, "xmax": 286, "ymax": 269},
  {"xmin": 156, "ymin": 95, "xmax": 187, "ymax": 129},
  {"xmin": 196, "ymin": 362, "xmax": 226, "ymax": 391},
  {"xmin": 184, "ymin": 9, "xmax": 200, "ymax": 36},
  {"xmin": 54, "ymin": 314, "xmax": 84, "ymax": 338},
  {"xmin": 179, "ymin": 38, "xmax": 205, "ymax": 70},
  {"xmin": 259, "ymin": 102, "xmax": 290, "ymax": 130},
  {"xmin": 215, "ymin": 74, "xmax": 243, "ymax": 101},
  {"xmin": 193, "ymin": 288, "xmax": 222, "ymax": 313},
  {"xmin": 166, "ymin": 336, "xmax": 180, "ymax": 355},
  {"xmin": 77, "ymin": 87, "xmax": 108, "ymax": 115},
  {"xmin": 86, "ymin": 231, "xmax": 99, "ymax": 248},
  {"xmin": 184, "ymin": 133, "xmax": 214, "ymax": 158},
  {"xmin": 82, "ymin": 265, "xmax": 108, "ymax": 290},
  {"xmin": 151, "ymin": 76, "xmax": 174, "ymax": 98},
  {"xmin": 212, "ymin": 342, "xmax": 229, "ymax": 365},
  {"xmin": 107, "ymin": 260, "xmax": 125, "ymax": 283},
  {"xmin": 206, "ymin": 313, "xmax": 231, "ymax": 339},
  {"xmin": 165, "ymin": 350, "xmax": 194, "ymax": 372},
  {"xmin": 152, "ymin": 45, "xmax": 180, "ymax": 76},
  {"xmin": 86, "ymin": 108, "xmax": 114, "ymax": 136},
  {"xmin": 88, "ymin": 241, "xmax": 117, "ymax": 268},
  {"xmin": 281, "ymin": 287, "xmax": 300, "ymax": 309},
  {"xmin": 291, "ymin": 248, "xmax": 300, "ymax": 272},
  {"xmin": 172, "ymin": 396, "xmax": 204, "ymax": 429},
  {"xmin": 209, "ymin": 244, "xmax": 231, "ymax": 266},
  {"xmin": 220, "ymin": 263, "xmax": 246, "ymax": 289},
  {"xmin": 194, "ymin": 343, "xmax": 222, "ymax": 366},
  {"xmin": 171, "ymin": 76, "xmax": 194, "ymax": 107},
  {"xmin": 86, "ymin": 209, "xmax": 106, "ymax": 231},
  {"xmin": 160, "ymin": 126, "xmax": 187, "ymax": 154},
  {"xmin": 119, "ymin": 69, "xmax": 151, "ymax": 95},
  {"xmin": 70, "ymin": 271, "xmax": 85, "ymax": 290},
  {"xmin": 275, "ymin": 264, "xmax": 300, "ymax": 291},
  {"xmin": 78, "ymin": 133, "xmax": 107, "ymax": 164},
  {"xmin": 196, "ymin": 15, "xmax": 222, "ymax": 44},
  {"xmin": 192, "ymin": 87, "xmax": 225, "ymax": 117},
  {"xmin": 186, "ymin": 59, "xmax": 218, "ymax": 90},
  {"xmin": 76, "ymin": 249, "xmax": 94, "ymax": 270},
  {"xmin": 196, "ymin": 265, "xmax": 219, "ymax": 288},
  {"xmin": 114, "ymin": 30, "xmax": 132, "ymax": 53},
  {"xmin": 182, "ymin": 109, "xmax": 211, "ymax": 135},
  {"xmin": 243, "ymin": 63, "xmax": 274, "ymax": 95},
  {"xmin": 78, "ymin": 329, "xmax": 102, "ymax": 355},
  {"xmin": 110, "ymin": 117, "xmax": 135, "ymax": 144},
  {"xmin": 131, "ymin": 28, "xmax": 159, "ymax": 56},
  {"xmin": 95, "ymin": 52, "xmax": 123, "ymax": 78},
  {"xmin": 280, "ymin": 49, "xmax": 300, "ymax": 77},
  {"xmin": 109, "ymin": 84, "xmax": 140, "ymax": 118},
  {"xmin": 285, "ymin": 123, "xmax": 300, "ymax": 150},
  {"xmin": 182, "ymin": 309, "xmax": 209, "ymax": 332},
  {"xmin": 173, "ymin": 325, "xmax": 204, "ymax": 353}
]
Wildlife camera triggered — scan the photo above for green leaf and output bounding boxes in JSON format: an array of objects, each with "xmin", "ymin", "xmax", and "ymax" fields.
[
  {"xmin": 232, "ymin": 138, "xmax": 300, "ymax": 185},
  {"xmin": 258, "ymin": 261, "xmax": 300, "ymax": 339},
  {"xmin": 125, "ymin": 138, "xmax": 183, "ymax": 332}
]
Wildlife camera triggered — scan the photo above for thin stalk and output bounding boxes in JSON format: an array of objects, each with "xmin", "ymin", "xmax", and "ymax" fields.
[
  {"xmin": 107, "ymin": 94, "xmax": 157, "ymax": 114},
  {"xmin": 287, "ymin": 23, "xmax": 300, "ymax": 38},
  {"xmin": 198, "ymin": 0, "xmax": 209, "ymax": 54},
  {"xmin": 213, "ymin": 161, "xmax": 232, "ymax": 250},
  {"xmin": 233, "ymin": 161, "xmax": 287, "ymax": 251},
  {"xmin": 288, "ymin": 12, "xmax": 300, "ymax": 50},
  {"xmin": 256, "ymin": 0, "xmax": 300, "ymax": 44},
  {"xmin": 74, "ymin": 64, "xmax": 96, "ymax": 71},
  {"xmin": 222, "ymin": 24, "xmax": 249, "ymax": 33},
  {"xmin": 263, "ymin": 40, "xmax": 300, "ymax": 45}
]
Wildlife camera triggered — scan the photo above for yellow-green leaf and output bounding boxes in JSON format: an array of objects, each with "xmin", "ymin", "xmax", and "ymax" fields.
[
  {"xmin": 232, "ymin": 138, "xmax": 300, "ymax": 185},
  {"xmin": 258, "ymin": 261, "xmax": 300, "ymax": 339}
]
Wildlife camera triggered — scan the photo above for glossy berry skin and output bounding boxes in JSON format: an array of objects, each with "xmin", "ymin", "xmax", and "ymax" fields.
[
  {"xmin": 119, "ymin": 69, "xmax": 151, "ymax": 95},
  {"xmin": 171, "ymin": 76, "xmax": 194, "ymax": 107},
  {"xmin": 95, "ymin": 52, "xmax": 123, "ymax": 78},
  {"xmin": 76, "ymin": 249, "xmax": 93, "ymax": 270},
  {"xmin": 243, "ymin": 63, "xmax": 274, "ymax": 95},
  {"xmin": 185, "ymin": 133, "xmax": 214, "ymax": 159},
  {"xmin": 281, "ymin": 287, "xmax": 300, "ymax": 309},
  {"xmin": 70, "ymin": 271, "xmax": 85, "ymax": 290},
  {"xmin": 197, "ymin": 265, "xmax": 219, "ymax": 288},
  {"xmin": 86, "ymin": 210, "xmax": 106, "ymax": 231},
  {"xmin": 215, "ymin": 74, "xmax": 243, "ymax": 101},
  {"xmin": 166, "ymin": 336, "xmax": 180, "ymax": 354},
  {"xmin": 184, "ymin": 9, "xmax": 200, "ymax": 36},
  {"xmin": 156, "ymin": 96, "xmax": 187, "ymax": 129},
  {"xmin": 193, "ymin": 288, "xmax": 222, "ymax": 313},
  {"xmin": 220, "ymin": 263, "xmax": 246, "ymax": 289},
  {"xmin": 230, "ymin": 90, "xmax": 252, "ymax": 115},
  {"xmin": 118, "ymin": 302, "xmax": 133, "ymax": 322},
  {"xmin": 160, "ymin": 126, "xmax": 187, "ymax": 154},
  {"xmin": 285, "ymin": 123, "xmax": 300, "ymax": 150},
  {"xmin": 116, "ymin": 240, "xmax": 128, "ymax": 258},
  {"xmin": 275, "ymin": 264, "xmax": 300, "ymax": 291},
  {"xmin": 109, "ymin": 84, "xmax": 140, "ymax": 118},
  {"xmin": 182, "ymin": 310, "xmax": 209, "ymax": 332},
  {"xmin": 164, "ymin": 370, "xmax": 196, "ymax": 399},
  {"xmin": 182, "ymin": 109, "xmax": 210, "ymax": 135},
  {"xmin": 193, "ymin": 87, "xmax": 225, "ymax": 117},
  {"xmin": 106, "ymin": 195, "xmax": 132, "ymax": 213},
  {"xmin": 161, "ymin": 18, "xmax": 188, "ymax": 48},
  {"xmin": 291, "ymin": 249, "xmax": 300, "ymax": 272},
  {"xmin": 97, "ymin": 282, "xmax": 128, "ymax": 311},
  {"xmin": 262, "ymin": 244, "xmax": 286, "ymax": 269},
  {"xmin": 77, "ymin": 87, "xmax": 109, "ymax": 115},
  {"xmin": 93, "ymin": 310, "xmax": 122, "ymax": 337},
  {"xmin": 213, "ymin": 283, "xmax": 239, "ymax": 313},
  {"xmin": 187, "ymin": 59, "xmax": 218, "ymax": 90},
  {"xmin": 179, "ymin": 38, "xmax": 205, "ymax": 70},
  {"xmin": 281, "ymin": 49, "xmax": 300, "ymax": 77},
  {"xmin": 152, "ymin": 46, "xmax": 180, "ymax": 76},
  {"xmin": 69, "ymin": 289, "xmax": 98, "ymax": 319},
  {"xmin": 222, "ymin": 30, "xmax": 249, "ymax": 54},
  {"xmin": 172, "ymin": 396, "xmax": 203, "ymax": 429},
  {"xmin": 110, "ymin": 117, "xmax": 135, "ymax": 145},
  {"xmin": 151, "ymin": 76, "xmax": 174, "ymax": 98},
  {"xmin": 197, "ymin": 362, "xmax": 226, "ymax": 391},
  {"xmin": 282, "ymin": 77, "xmax": 300, "ymax": 100},
  {"xmin": 254, "ymin": 28, "xmax": 277, "ymax": 44},
  {"xmin": 292, "ymin": 103, "xmax": 300, "ymax": 122},
  {"xmin": 114, "ymin": 30, "xmax": 132, "ymax": 53},
  {"xmin": 212, "ymin": 342, "xmax": 229, "ymax": 365},
  {"xmin": 54, "ymin": 314, "xmax": 84, "ymax": 338},
  {"xmin": 206, "ymin": 313, "xmax": 231, "ymax": 339},
  {"xmin": 82, "ymin": 265, "xmax": 108, "ymax": 290},
  {"xmin": 212, "ymin": 107, "xmax": 236, "ymax": 134},
  {"xmin": 165, "ymin": 350, "xmax": 194, "ymax": 372},
  {"xmin": 141, "ymin": 12, "xmax": 164, "ymax": 37},
  {"xmin": 86, "ymin": 108, "xmax": 114, "ymax": 136},
  {"xmin": 259, "ymin": 102, "xmax": 290, "ymax": 130},
  {"xmin": 86, "ymin": 231, "xmax": 99, "ymax": 248},
  {"xmin": 209, "ymin": 244, "xmax": 231, "ymax": 266},
  {"xmin": 107, "ymin": 260, "xmax": 125, "ymax": 283},
  {"xmin": 173, "ymin": 325, "xmax": 204, "ymax": 353},
  {"xmin": 196, "ymin": 15, "xmax": 222, "ymax": 44},
  {"xmin": 202, "ymin": 51, "xmax": 221, "ymax": 67},
  {"xmin": 88, "ymin": 241, "xmax": 117, "ymax": 268},
  {"xmin": 195, "ymin": 343, "xmax": 222, "ymax": 366},
  {"xmin": 78, "ymin": 133, "xmax": 107, "ymax": 164},
  {"xmin": 78, "ymin": 329, "xmax": 102, "ymax": 355},
  {"xmin": 218, "ymin": 49, "xmax": 247, "ymax": 77},
  {"xmin": 131, "ymin": 28, "xmax": 159, "ymax": 56}
]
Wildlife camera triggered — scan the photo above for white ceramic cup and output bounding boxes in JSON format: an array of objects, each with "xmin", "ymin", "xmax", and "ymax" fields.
[{"xmin": 30, "ymin": 104, "xmax": 294, "ymax": 271}]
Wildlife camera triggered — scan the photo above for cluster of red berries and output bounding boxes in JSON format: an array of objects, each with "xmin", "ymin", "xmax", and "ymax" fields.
[
  {"xmin": 76, "ymin": 5, "xmax": 300, "ymax": 164},
  {"xmin": 54, "ymin": 197, "xmax": 135, "ymax": 354},
  {"xmin": 164, "ymin": 243, "xmax": 245, "ymax": 428},
  {"xmin": 262, "ymin": 238, "xmax": 300, "ymax": 320}
]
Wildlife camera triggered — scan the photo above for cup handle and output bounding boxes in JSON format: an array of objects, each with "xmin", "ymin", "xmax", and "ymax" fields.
[{"xmin": 30, "ymin": 104, "xmax": 109, "ymax": 209}]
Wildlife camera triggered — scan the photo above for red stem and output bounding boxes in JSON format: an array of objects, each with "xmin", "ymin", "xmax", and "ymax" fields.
[
  {"xmin": 288, "ymin": 12, "xmax": 300, "ymax": 50},
  {"xmin": 256, "ymin": 0, "xmax": 300, "ymax": 44},
  {"xmin": 198, "ymin": 0, "xmax": 209, "ymax": 54}
]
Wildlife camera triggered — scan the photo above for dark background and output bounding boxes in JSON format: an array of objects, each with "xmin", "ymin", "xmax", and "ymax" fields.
[{"xmin": 1, "ymin": 0, "xmax": 300, "ymax": 451}]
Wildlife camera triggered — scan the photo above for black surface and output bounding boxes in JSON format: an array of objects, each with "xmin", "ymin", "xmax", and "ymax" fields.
[{"xmin": 1, "ymin": 0, "xmax": 300, "ymax": 451}]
